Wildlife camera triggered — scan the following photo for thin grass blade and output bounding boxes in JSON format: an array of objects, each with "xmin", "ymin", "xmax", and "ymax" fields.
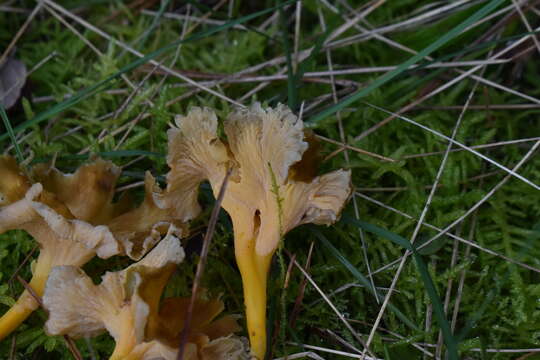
[
  {"xmin": 311, "ymin": 227, "xmax": 420, "ymax": 331},
  {"xmin": 0, "ymin": 0, "xmax": 296, "ymax": 143},
  {"xmin": 343, "ymin": 216, "xmax": 459, "ymax": 359},
  {"xmin": 0, "ymin": 105, "xmax": 24, "ymax": 162},
  {"xmin": 279, "ymin": 2, "xmax": 298, "ymax": 110},
  {"xmin": 31, "ymin": 149, "xmax": 163, "ymax": 164},
  {"xmin": 307, "ymin": 0, "xmax": 505, "ymax": 127}
]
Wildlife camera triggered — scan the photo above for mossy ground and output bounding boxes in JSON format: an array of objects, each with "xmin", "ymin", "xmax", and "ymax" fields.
[{"xmin": 1, "ymin": 1, "xmax": 539, "ymax": 359}]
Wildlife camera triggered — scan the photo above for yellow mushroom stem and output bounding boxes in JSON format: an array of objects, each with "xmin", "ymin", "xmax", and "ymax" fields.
[
  {"xmin": 235, "ymin": 233, "xmax": 273, "ymax": 360},
  {"xmin": 0, "ymin": 251, "xmax": 53, "ymax": 341},
  {"xmin": 109, "ymin": 307, "xmax": 138, "ymax": 360}
]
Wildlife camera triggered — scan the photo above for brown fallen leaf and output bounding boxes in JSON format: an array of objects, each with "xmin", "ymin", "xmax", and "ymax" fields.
[{"xmin": 0, "ymin": 55, "xmax": 27, "ymax": 109}]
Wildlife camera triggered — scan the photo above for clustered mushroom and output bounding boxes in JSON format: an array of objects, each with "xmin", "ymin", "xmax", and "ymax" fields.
[
  {"xmin": 165, "ymin": 103, "xmax": 352, "ymax": 359},
  {"xmin": 43, "ymin": 234, "xmax": 248, "ymax": 360},
  {"xmin": 0, "ymin": 155, "xmax": 197, "ymax": 340},
  {"xmin": 0, "ymin": 103, "xmax": 351, "ymax": 360}
]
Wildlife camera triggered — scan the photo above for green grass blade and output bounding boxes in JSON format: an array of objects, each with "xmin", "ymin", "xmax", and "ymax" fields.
[
  {"xmin": 311, "ymin": 227, "xmax": 420, "ymax": 331},
  {"xmin": 132, "ymin": 0, "xmax": 171, "ymax": 51},
  {"xmin": 455, "ymin": 288, "xmax": 496, "ymax": 342},
  {"xmin": 383, "ymin": 343, "xmax": 392, "ymax": 360},
  {"xmin": 343, "ymin": 216, "xmax": 459, "ymax": 359},
  {"xmin": 31, "ymin": 150, "xmax": 164, "ymax": 164},
  {"xmin": 0, "ymin": 0, "xmax": 295, "ymax": 143},
  {"xmin": 342, "ymin": 216, "xmax": 413, "ymax": 250},
  {"xmin": 307, "ymin": 0, "xmax": 505, "ymax": 127},
  {"xmin": 390, "ymin": 29, "xmax": 540, "ymax": 98},
  {"xmin": 412, "ymin": 29, "xmax": 540, "ymax": 73},
  {"xmin": 0, "ymin": 105, "xmax": 24, "ymax": 163},
  {"xmin": 412, "ymin": 249, "xmax": 459, "ymax": 359},
  {"xmin": 279, "ymin": 2, "xmax": 298, "ymax": 110}
]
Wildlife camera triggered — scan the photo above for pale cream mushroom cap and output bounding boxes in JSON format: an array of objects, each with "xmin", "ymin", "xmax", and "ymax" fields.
[
  {"xmin": 166, "ymin": 103, "xmax": 352, "ymax": 256},
  {"xmin": 43, "ymin": 234, "xmax": 249, "ymax": 360},
  {"xmin": 0, "ymin": 183, "xmax": 119, "ymax": 262},
  {"xmin": 32, "ymin": 158, "xmax": 200, "ymax": 260},
  {"xmin": 164, "ymin": 104, "xmax": 351, "ymax": 360},
  {"xmin": 224, "ymin": 104, "xmax": 351, "ymax": 255},
  {"xmin": 43, "ymin": 235, "xmax": 185, "ymax": 340}
]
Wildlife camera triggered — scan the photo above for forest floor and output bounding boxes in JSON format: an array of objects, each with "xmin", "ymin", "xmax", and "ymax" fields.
[{"xmin": 1, "ymin": 0, "xmax": 539, "ymax": 359}]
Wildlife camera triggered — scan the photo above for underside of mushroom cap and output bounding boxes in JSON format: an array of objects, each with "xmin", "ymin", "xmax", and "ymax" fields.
[
  {"xmin": 107, "ymin": 172, "xmax": 188, "ymax": 260},
  {"xmin": 43, "ymin": 235, "xmax": 185, "ymax": 341},
  {"xmin": 225, "ymin": 103, "xmax": 308, "ymax": 187},
  {"xmin": 159, "ymin": 107, "xmax": 229, "ymax": 218}
]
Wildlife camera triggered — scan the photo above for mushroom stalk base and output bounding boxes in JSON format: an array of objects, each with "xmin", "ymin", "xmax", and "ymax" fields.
[
  {"xmin": 0, "ymin": 290, "xmax": 40, "ymax": 341},
  {"xmin": 0, "ymin": 262, "xmax": 50, "ymax": 341},
  {"xmin": 236, "ymin": 239, "xmax": 272, "ymax": 360}
]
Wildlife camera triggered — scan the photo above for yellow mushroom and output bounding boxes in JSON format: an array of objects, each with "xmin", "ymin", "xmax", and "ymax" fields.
[
  {"xmin": 0, "ymin": 156, "xmax": 199, "ymax": 340},
  {"xmin": 165, "ymin": 103, "xmax": 352, "ymax": 359},
  {"xmin": 43, "ymin": 234, "xmax": 182, "ymax": 360},
  {"xmin": 43, "ymin": 235, "xmax": 249, "ymax": 360}
]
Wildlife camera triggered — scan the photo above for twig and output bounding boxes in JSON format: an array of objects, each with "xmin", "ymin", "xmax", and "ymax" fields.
[
  {"xmin": 315, "ymin": 134, "xmax": 394, "ymax": 162},
  {"xmin": 8, "ymin": 245, "xmax": 39, "ymax": 286},
  {"xmin": 364, "ymin": 102, "xmax": 540, "ymax": 190},
  {"xmin": 289, "ymin": 242, "xmax": 314, "ymax": 328},
  {"xmin": 287, "ymin": 252, "xmax": 376, "ymax": 359},
  {"xmin": 42, "ymin": 0, "xmax": 243, "ymax": 107},
  {"xmin": 176, "ymin": 169, "xmax": 232, "ymax": 360}
]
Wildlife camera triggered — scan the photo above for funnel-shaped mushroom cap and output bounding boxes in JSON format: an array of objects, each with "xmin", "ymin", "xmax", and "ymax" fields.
[
  {"xmin": 0, "ymin": 157, "xmax": 187, "ymax": 269},
  {"xmin": 0, "ymin": 182, "xmax": 119, "ymax": 262},
  {"xmin": 167, "ymin": 103, "xmax": 351, "ymax": 255},
  {"xmin": 0, "ymin": 156, "xmax": 202, "ymax": 262},
  {"xmin": 32, "ymin": 159, "xmax": 200, "ymax": 260}
]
